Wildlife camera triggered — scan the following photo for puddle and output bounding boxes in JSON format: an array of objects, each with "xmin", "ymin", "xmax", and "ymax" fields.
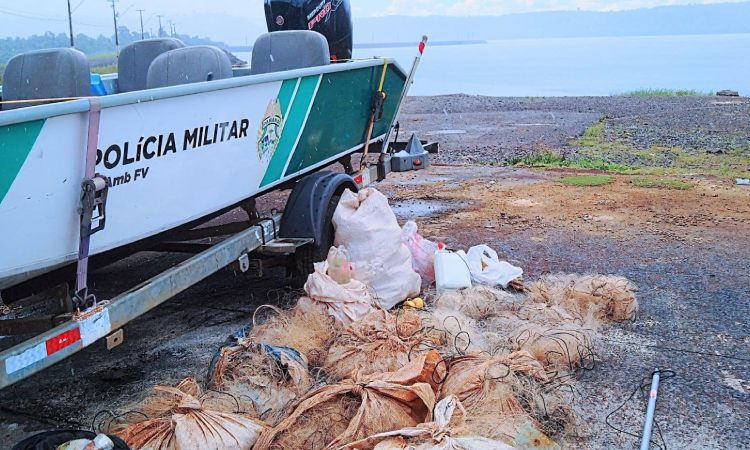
[{"xmin": 391, "ymin": 199, "xmax": 467, "ymax": 219}]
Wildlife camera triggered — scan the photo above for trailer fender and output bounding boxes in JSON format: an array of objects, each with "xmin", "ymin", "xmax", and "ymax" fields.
[{"xmin": 279, "ymin": 171, "xmax": 357, "ymax": 260}]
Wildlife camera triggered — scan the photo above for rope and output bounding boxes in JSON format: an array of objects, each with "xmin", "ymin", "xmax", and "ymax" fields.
[
  {"xmin": 378, "ymin": 58, "xmax": 389, "ymax": 91},
  {"xmin": 360, "ymin": 58, "xmax": 390, "ymax": 170}
]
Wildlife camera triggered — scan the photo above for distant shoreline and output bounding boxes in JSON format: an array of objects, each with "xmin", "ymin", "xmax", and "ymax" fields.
[{"xmin": 223, "ymin": 40, "xmax": 488, "ymax": 53}]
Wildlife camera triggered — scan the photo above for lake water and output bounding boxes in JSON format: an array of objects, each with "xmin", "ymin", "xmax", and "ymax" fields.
[{"xmin": 238, "ymin": 34, "xmax": 750, "ymax": 96}]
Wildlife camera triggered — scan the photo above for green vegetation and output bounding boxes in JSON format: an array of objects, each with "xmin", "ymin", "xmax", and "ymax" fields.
[
  {"xmin": 506, "ymin": 150, "xmax": 631, "ymax": 173},
  {"xmin": 91, "ymin": 64, "xmax": 118, "ymax": 75},
  {"xmin": 564, "ymin": 117, "xmax": 750, "ymax": 180},
  {"xmin": 631, "ymin": 177, "xmax": 693, "ymax": 189},
  {"xmin": 619, "ymin": 89, "xmax": 714, "ymax": 97},
  {"xmin": 0, "ymin": 28, "xmax": 227, "ymax": 64},
  {"xmin": 558, "ymin": 175, "xmax": 614, "ymax": 186}
]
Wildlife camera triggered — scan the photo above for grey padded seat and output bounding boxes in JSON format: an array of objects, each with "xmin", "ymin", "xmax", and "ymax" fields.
[
  {"xmin": 251, "ymin": 31, "xmax": 330, "ymax": 75},
  {"xmin": 146, "ymin": 45, "xmax": 233, "ymax": 89},
  {"xmin": 118, "ymin": 38, "xmax": 185, "ymax": 93},
  {"xmin": 2, "ymin": 48, "xmax": 89, "ymax": 110}
]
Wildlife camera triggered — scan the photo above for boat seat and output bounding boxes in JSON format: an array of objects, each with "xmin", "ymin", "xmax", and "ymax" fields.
[
  {"xmin": 2, "ymin": 48, "xmax": 90, "ymax": 110},
  {"xmin": 118, "ymin": 38, "xmax": 186, "ymax": 93},
  {"xmin": 251, "ymin": 31, "xmax": 330, "ymax": 75},
  {"xmin": 146, "ymin": 45, "xmax": 233, "ymax": 89}
]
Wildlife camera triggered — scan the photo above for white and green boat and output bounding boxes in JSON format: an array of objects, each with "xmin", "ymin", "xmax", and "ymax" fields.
[{"xmin": 0, "ymin": 35, "xmax": 411, "ymax": 293}]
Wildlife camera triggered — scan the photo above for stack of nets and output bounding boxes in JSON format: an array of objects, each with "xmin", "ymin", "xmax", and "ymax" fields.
[{"xmin": 108, "ymin": 273, "xmax": 637, "ymax": 450}]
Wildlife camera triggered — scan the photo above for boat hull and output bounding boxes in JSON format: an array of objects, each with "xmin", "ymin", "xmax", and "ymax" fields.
[{"xmin": 0, "ymin": 60, "xmax": 406, "ymax": 291}]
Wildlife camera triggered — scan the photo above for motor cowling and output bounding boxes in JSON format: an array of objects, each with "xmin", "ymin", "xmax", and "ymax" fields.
[{"xmin": 264, "ymin": 0, "xmax": 353, "ymax": 62}]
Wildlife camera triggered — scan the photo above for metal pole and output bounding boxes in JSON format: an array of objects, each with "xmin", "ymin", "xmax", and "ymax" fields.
[
  {"xmin": 66, "ymin": 0, "xmax": 75, "ymax": 47},
  {"xmin": 640, "ymin": 369, "xmax": 661, "ymax": 450},
  {"xmin": 137, "ymin": 9, "xmax": 145, "ymax": 40},
  {"xmin": 380, "ymin": 36, "xmax": 428, "ymax": 154},
  {"xmin": 168, "ymin": 20, "xmax": 173, "ymax": 37},
  {"xmin": 157, "ymin": 15, "xmax": 164, "ymax": 38},
  {"xmin": 108, "ymin": 0, "xmax": 120, "ymax": 56}
]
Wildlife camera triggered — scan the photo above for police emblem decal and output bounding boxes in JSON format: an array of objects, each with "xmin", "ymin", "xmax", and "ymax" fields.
[{"xmin": 257, "ymin": 99, "xmax": 284, "ymax": 163}]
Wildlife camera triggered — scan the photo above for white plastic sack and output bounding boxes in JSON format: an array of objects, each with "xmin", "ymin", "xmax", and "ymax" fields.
[
  {"xmin": 333, "ymin": 188, "xmax": 421, "ymax": 309},
  {"xmin": 466, "ymin": 245, "xmax": 523, "ymax": 288},
  {"xmin": 402, "ymin": 221, "xmax": 438, "ymax": 284},
  {"xmin": 302, "ymin": 261, "xmax": 377, "ymax": 328}
]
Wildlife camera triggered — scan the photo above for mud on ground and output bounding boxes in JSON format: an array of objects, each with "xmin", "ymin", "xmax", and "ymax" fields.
[{"xmin": 1, "ymin": 96, "xmax": 749, "ymax": 449}]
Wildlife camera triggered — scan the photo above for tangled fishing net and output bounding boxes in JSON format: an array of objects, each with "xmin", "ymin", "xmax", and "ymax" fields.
[
  {"xmin": 248, "ymin": 303, "xmax": 336, "ymax": 365},
  {"xmin": 115, "ymin": 378, "xmax": 267, "ymax": 450},
  {"xmin": 340, "ymin": 396, "xmax": 516, "ymax": 450},
  {"xmin": 253, "ymin": 351, "xmax": 444, "ymax": 450},
  {"xmin": 435, "ymin": 286, "xmax": 519, "ymax": 321},
  {"xmin": 529, "ymin": 274, "xmax": 639, "ymax": 324},
  {"xmin": 210, "ymin": 341, "xmax": 312, "ymax": 425},
  {"xmin": 323, "ymin": 309, "xmax": 442, "ymax": 380}
]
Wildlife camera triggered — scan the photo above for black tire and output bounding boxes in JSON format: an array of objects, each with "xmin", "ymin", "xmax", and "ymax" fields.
[{"xmin": 313, "ymin": 194, "xmax": 341, "ymax": 262}]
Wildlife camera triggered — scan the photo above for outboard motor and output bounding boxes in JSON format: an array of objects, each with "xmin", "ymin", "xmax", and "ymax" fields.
[{"xmin": 264, "ymin": 0, "xmax": 353, "ymax": 61}]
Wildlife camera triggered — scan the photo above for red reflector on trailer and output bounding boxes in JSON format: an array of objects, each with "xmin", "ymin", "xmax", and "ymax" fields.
[
  {"xmin": 353, "ymin": 175, "xmax": 363, "ymax": 185},
  {"xmin": 46, "ymin": 328, "xmax": 81, "ymax": 356}
]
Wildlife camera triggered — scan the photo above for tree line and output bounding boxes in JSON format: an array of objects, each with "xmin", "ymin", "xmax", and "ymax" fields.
[{"xmin": 0, "ymin": 27, "xmax": 227, "ymax": 65}]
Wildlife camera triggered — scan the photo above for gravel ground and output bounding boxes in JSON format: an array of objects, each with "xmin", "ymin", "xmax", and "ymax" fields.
[
  {"xmin": 1, "ymin": 95, "xmax": 748, "ymax": 449},
  {"xmin": 401, "ymin": 95, "xmax": 750, "ymax": 164}
]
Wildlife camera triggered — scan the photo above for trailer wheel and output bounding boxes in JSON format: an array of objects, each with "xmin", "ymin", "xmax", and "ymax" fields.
[
  {"xmin": 314, "ymin": 194, "xmax": 341, "ymax": 262},
  {"xmin": 279, "ymin": 171, "xmax": 357, "ymax": 262}
]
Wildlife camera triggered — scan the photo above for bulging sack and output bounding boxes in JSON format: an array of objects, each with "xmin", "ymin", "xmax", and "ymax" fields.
[
  {"xmin": 117, "ymin": 378, "xmax": 267, "ymax": 450},
  {"xmin": 333, "ymin": 188, "xmax": 421, "ymax": 309},
  {"xmin": 303, "ymin": 261, "xmax": 378, "ymax": 328},
  {"xmin": 253, "ymin": 351, "xmax": 444, "ymax": 450}
]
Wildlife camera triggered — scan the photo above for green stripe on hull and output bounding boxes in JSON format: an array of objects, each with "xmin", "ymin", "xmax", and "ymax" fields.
[
  {"xmin": 283, "ymin": 65, "xmax": 405, "ymax": 176},
  {"xmin": 0, "ymin": 119, "xmax": 46, "ymax": 206},
  {"xmin": 277, "ymin": 78, "xmax": 298, "ymax": 117},
  {"xmin": 261, "ymin": 76, "xmax": 320, "ymax": 187}
]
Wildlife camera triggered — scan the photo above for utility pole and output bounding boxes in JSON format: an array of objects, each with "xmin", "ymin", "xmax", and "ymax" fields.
[
  {"xmin": 137, "ymin": 9, "xmax": 145, "ymax": 40},
  {"xmin": 168, "ymin": 20, "xmax": 173, "ymax": 38},
  {"xmin": 157, "ymin": 15, "xmax": 164, "ymax": 38},
  {"xmin": 107, "ymin": 0, "xmax": 120, "ymax": 56},
  {"xmin": 66, "ymin": 0, "xmax": 75, "ymax": 47}
]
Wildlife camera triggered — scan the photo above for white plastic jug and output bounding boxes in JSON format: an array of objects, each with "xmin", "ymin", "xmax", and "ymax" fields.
[
  {"xmin": 326, "ymin": 246, "xmax": 352, "ymax": 285},
  {"xmin": 434, "ymin": 245, "xmax": 472, "ymax": 292}
]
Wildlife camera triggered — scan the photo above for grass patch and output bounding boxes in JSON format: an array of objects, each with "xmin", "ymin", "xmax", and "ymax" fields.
[
  {"xmin": 619, "ymin": 89, "xmax": 713, "ymax": 97},
  {"xmin": 584, "ymin": 120, "xmax": 605, "ymax": 139},
  {"xmin": 506, "ymin": 150, "xmax": 632, "ymax": 174},
  {"xmin": 89, "ymin": 53, "xmax": 117, "ymax": 61},
  {"xmin": 92, "ymin": 64, "xmax": 118, "ymax": 75},
  {"xmin": 506, "ymin": 152, "xmax": 569, "ymax": 167},
  {"xmin": 558, "ymin": 175, "xmax": 614, "ymax": 186},
  {"xmin": 631, "ymin": 177, "xmax": 693, "ymax": 189}
]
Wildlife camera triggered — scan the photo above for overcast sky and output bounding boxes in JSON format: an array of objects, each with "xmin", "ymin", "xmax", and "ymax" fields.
[{"xmin": 0, "ymin": 0, "xmax": 747, "ymax": 42}]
